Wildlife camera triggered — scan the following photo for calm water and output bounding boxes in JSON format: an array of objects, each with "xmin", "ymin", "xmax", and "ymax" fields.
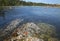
[{"xmin": 0, "ymin": 6, "xmax": 60, "ymax": 35}]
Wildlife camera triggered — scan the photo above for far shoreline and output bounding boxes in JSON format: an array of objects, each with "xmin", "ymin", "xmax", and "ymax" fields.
[{"xmin": 0, "ymin": 5, "xmax": 60, "ymax": 8}]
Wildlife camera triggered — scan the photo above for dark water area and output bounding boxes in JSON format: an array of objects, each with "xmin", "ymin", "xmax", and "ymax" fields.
[{"xmin": 0, "ymin": 6, "xmax": 60, "ymax": 37}]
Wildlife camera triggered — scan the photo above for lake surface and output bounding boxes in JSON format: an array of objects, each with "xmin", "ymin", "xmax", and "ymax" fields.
[{"xmin": 0, "ymin": 6, "xmax": 60, "ymax": 36}]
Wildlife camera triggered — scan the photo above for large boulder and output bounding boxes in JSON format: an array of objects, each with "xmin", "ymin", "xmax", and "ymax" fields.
[
  {"xmin": 0, "ymin": 19, "xmax": 23, "ymax": 40},
  {"xmin": 4, "ymin": 22, "xmax": 57, "ymax": 41}
]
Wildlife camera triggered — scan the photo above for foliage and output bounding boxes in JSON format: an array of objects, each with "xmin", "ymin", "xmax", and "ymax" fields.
[
  {"xmin": 0, "ymin": 0, "xmax": 20, "ymax": 6},
  {"xmin": 0, "ymin": 0, "xmax": 58, "ymax": 6}
]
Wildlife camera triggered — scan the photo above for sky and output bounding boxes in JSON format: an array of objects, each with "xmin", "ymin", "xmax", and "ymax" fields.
[{"xmin": 23, "ymin": 0, "xmax": 60, "ymax": 4}]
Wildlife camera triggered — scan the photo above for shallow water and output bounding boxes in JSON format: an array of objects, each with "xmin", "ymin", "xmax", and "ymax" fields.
[{"xmin": 0, "ymin": 6, "xmax": 60, "ymax": 36}]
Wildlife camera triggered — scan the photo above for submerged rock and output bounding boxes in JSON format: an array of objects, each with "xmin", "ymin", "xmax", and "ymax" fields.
[
  {"xmin": 5, "ymin": 19, "xmax": 23, "ymax": 31},
  {"xmin": 3, "ymin": 22, "xmax": 58, "ymax": 41},
  {"xmin": 0, "ymin": 19, "xmax": 23, "ymax": 39}
]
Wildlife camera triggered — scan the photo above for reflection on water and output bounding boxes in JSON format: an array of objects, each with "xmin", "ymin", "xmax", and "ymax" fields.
[
  {"xmin": 0, "ymin": 11, "xmax": 5, "ymax": 20},
  {"xmin": 0, "ymin": 6, "xmax": 60, "ymax": 38},
  {"xmin": 0, "ymin": 7, "xmax": 15, "ymax": 27}
]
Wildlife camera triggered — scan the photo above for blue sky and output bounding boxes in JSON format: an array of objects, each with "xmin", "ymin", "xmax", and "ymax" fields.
[{"xmin": 23, "ymin": 0, "xmax": 60, "ymax": 4}]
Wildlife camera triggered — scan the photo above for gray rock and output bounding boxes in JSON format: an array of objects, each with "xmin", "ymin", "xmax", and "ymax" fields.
[
  {"xmin": 0, "ymin": 19, "xmax": 23, "ymax": 37},
  {"xmin": 3, "ymin": 22, "xmax": 56, "ymax": 41}
]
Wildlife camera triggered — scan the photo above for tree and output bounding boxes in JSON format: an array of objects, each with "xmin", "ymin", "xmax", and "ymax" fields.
[{"xmin": 0, "ymin": 0, "xmax": 20, "ymax": 6}]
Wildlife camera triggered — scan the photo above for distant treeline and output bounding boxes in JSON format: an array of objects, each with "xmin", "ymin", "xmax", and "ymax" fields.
[
  {"xmin": 0, "ymin": 0, "xmax": 20, "ymax": 6},
  {"xmin": 0, "ymin": 0, "xmax": 60, "ymax": 6},
  {"xmin": 19, "ymin": 1, "xmax": 48, "ymax": 6}
]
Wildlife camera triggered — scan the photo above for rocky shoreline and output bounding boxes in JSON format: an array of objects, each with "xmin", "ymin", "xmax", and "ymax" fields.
[{"xmin": 0, "ymin": 19, "xmax": 59, "ymax": 41}]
